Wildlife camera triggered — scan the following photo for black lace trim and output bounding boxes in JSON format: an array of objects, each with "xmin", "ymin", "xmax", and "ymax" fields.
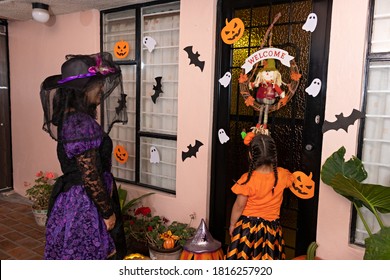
[{"xmin": 75, "ymin": 148, "xmax": 113, "ymax": 219}]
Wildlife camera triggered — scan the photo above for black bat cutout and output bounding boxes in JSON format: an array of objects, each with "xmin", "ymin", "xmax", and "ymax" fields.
[
  {"xmin": 182, "ymin": 140, "xmax": 204, "ymax": 161},
  {"xmin": 183, "ymin": 46, "xmax": 205, "ymax": 72},
  {"xmin": 322, "ymin": 109, "xmax": 365, "ymax": 133},
  {"xmin": 115, "ymin": 93, "xmax": 127, "ymax": 115},
  {"xmin": 151, "ymin": 76, "xmax": 163, "ymax": 104}
]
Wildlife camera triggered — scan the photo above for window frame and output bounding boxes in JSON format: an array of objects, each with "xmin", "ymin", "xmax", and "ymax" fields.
[
  {"xmin": 100, "ymin": 0, "xmax": 180, "ymax": 194},
  {"xmin": 354, "ymin": 0, "xmax": 390, "ymax": 246}
]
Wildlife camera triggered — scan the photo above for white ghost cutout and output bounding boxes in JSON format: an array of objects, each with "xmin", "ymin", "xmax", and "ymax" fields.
[
  {"xmin": 219, "ymin": 72, "xmax": 232, "ymax": 88},
  {"xmin": 305, "ymin": 78, "xmax": 322, "ymax": 97},
  {"xmin": 302, "ymin": 13, "xmax": 318, "ymax": 32},
  {"xmin": 218, "ymin": 128, "xmax": 230, "ymax": 144},
  {"xmin": 143, "ymin": 36, "xmax": 157, "ymax": 53},
  {"xmin": 150, "ymin": 146, "xmax": 160, "ymax": 163}
]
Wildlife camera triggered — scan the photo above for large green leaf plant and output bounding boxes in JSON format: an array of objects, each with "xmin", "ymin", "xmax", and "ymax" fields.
[{"xmin": 321, "ymin": 146, "xmax": 390, "ymax": 259}]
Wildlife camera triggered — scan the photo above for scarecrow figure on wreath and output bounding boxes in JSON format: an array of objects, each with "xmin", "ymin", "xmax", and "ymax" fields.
[{"xmin": 250, "ymin": 58, "xmax": 285, "ymax": 129}]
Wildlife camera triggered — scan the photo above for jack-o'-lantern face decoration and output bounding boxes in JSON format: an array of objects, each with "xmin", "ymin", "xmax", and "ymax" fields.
[
  {"xmin": 114, "ymin": 40, "xmax": 129, "ymax": 59},
  {"xmin": 221, "ymin": 18, "xmax": 245, "ymax": 44},
  {"xmin": 290, "ymin": 171, "xmax": 315, "ymax": 199},
  {"xmin": 114, "ymin": 144, "xmax": 129, "ymax": 164}
]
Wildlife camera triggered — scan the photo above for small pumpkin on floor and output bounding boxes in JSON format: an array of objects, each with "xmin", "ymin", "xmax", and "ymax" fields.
[
  {"xmin": 123, "ymin": 253, "xmax": 150, "ymax": 260},
  {"xmin": 292, "ymin": 241, "xmax": 321, "ymax": 260}
]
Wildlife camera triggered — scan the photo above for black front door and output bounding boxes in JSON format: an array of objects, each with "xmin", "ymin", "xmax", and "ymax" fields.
[
  {"xmin": 210, "ymin": 0, "xmax": 332, "ymax": 258},
  {"xmin": 0, "ymin": 19, "xmax": 12, "ymax": 192}
]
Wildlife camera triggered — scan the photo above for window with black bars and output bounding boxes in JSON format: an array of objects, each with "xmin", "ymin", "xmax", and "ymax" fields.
[
  {"xmin": 355, "ymin": 0, "xmax": 390, "ymax": 245},
  {"xmin": 101, "ymin": 1, "xmax": 180, "ymax": 194}
]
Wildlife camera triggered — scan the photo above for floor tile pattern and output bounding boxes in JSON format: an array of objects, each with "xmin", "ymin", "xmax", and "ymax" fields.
[{"xmin": 0, "ymin": 192, "xmax": 45, "ymax": 260}]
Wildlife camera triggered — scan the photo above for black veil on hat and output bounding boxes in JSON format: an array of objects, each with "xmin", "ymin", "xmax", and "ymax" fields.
[{"xmin": 40, "ymin": 52, "xmax": 128, "ymax": 141}]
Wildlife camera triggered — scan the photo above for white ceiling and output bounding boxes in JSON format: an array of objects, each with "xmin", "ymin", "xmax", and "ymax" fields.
[{"xmin": 0, "ymin": 0, "xmax": 151, "ymax": 21}]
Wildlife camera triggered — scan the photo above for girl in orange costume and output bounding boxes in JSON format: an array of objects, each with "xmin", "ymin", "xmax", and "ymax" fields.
[{"xmin": 226, "ymin": 133, "xmax": 294, "ymax": 260}]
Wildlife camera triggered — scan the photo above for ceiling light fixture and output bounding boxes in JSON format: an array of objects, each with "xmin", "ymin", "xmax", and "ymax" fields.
[{"xmin": 32, "ymin": 2, "xmax": 50, "ymax": 23}]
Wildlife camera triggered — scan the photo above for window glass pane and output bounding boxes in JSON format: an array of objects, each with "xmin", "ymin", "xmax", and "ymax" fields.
[
  {"xmin": 139, "ymin": 137, "xmax": 177, "ymax": 191},
  {"xmin": 371, "ymin": 0, "xmax": 390, "ymax": 52},
  {"xmin": 363, "ymin": 61, "xmax": 390, "ymax": 174},
  {"xmin": 141, "ymin": 2, "xmax": 180, "ymax": 135},
  {"xmin": 110, "ymin": 65, "xmax": 137, "ymax": 181},
  {"xmin": 102, "ymin": 9, "xmax": 136, "ymax": 61},
  {"xmin": 356, "ymin": 60, "xmax": 390, "ymax": 244}
]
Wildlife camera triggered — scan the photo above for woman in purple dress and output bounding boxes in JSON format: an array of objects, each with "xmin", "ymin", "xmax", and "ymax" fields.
[{"xmin": 40, "ymin": 52, "xmax": 128, "ymax": 259}]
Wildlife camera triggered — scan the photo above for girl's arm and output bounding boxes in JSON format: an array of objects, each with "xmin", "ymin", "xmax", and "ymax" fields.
[
  {"xmin": 75, "ymin": 148, "xmax": 116, "ymax": 230},
  {"xmin": 229, "ymin": 194, "xmax": 248, "ymax": 236}
]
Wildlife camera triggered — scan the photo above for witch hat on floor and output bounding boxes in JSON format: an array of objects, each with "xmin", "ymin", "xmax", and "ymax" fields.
[{"xmin": 180, "ymin": 219, "xmax": 224, "ymax": 260}]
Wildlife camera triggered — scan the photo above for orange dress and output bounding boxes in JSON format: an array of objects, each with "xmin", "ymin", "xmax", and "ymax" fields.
[
  {"xmin": 231, "ymin": 167, "xmax": 294, "ymax": 221},
  {"xmin": 226, "ymin": 167, "xmax": 294, "ymax": 260}
]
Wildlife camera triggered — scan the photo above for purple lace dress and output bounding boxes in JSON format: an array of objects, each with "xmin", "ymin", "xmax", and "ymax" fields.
[{"xmin": 44, "ymin": 112, "xmax": 126, "ymax": 260}]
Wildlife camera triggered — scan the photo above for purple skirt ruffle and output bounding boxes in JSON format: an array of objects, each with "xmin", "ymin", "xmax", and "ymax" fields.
[{"xmin": 44, "ymin": 185, "xmax": 115, "ymax": 260}]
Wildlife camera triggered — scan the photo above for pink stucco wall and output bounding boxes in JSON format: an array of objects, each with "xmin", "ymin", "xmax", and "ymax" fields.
[
  {"xmin": 316, "ymin": 0, "xmax": 369, "ymax": 259},
  {"xmin": 9, "ymin": 10, "xmax": 100, "ymax": 199}
]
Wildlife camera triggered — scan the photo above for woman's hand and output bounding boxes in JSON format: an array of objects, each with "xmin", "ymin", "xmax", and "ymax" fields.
[{"xmin": 104, "ymin": 213, "xmax": 116, "ymax": 231}]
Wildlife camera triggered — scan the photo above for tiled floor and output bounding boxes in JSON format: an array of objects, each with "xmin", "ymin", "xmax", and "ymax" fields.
[{"xmin": 0, "ymin": 191, "xmax": 45, "ymax": 260}]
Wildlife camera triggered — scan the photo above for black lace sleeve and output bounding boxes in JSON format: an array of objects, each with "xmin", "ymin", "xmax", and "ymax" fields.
[{"xmin": 75, "ymin": 148, "xmax": 114, "ymax": 219}]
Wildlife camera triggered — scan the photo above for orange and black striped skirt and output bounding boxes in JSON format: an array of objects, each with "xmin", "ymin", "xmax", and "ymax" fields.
[{"xmin": 225, "ymin": 215, "xmax": 285, "ymax": 260}]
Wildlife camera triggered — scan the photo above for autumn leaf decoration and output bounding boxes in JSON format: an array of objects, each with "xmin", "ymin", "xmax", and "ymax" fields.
[
  {"xmin": 290, "ymin": 71, "xmax": 302, "ymax": 81},
  {"xmin": 238, "ymin": 73, "xmax": 248, "ymax": 83},
  {"xmin": 245, "ymin": 96, "xmax": 255, "ymax": 107}
]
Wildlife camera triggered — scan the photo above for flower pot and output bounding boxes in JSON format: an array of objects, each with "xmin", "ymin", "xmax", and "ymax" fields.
[
  {"xmin": 148, "ymin": 245, "xmax": 182, "ymax": 260},
  {"xmin": 32, "ymin": 209, "xmax": 48, "ymax": 227}
]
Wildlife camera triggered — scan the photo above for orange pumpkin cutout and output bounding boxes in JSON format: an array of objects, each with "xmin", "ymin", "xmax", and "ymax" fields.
[
  {"xmin": 114, "ymin": 144, "xmax": 129, "ymax": 164},
  {"xmin": 290, "ymin": 171, "xmax": 315, "ymax": 199},
  {"xmin": 114, "ymin": 40, "xmax": 130, "ymax": 59},
  {"xmin": 221, "ymin": 18, "xmax": 245, "ymax": 44}
]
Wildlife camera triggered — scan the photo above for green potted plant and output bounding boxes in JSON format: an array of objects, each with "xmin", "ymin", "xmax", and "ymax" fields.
[
  {"xmin": 321, "ymin": 146, "xmax": 390, "ymax": 259},
  {"xmin": 119, "ymin": 188, "xmax": 196, "ymax": 259},
  {"xmin": 25, "ymin": 170, "xmax": 57, "ymax": 226},
  {"xmin": 119, "ymin": 189, "xmax": 157, "ymax": 256},
  {"xmin": 146, "ymin": 216, "xmax": 196, "ymax": 260}
]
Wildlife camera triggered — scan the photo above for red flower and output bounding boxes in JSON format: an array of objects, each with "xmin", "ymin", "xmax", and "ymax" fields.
[
  {"xmin": 147, "ymin": 226, "xmax": 153, "ymax": 232},
  {"xmin": 45, "ymin": 172, "xmax": 56, "ymax": 179},
  {"xmin": 36, "ymin": 171, "xmax": 44, "ymax": 177},
  {"xmin": 135, "ymin": 206, "xmax": 151, "ymax": 216}
]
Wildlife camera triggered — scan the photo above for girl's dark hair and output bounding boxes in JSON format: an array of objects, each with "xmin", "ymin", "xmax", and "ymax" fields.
[
  {"xmin": 241, "ymin": 134, "xmax": 279, "ymax": 194},
  {"xmin": 52, "ymin": 83, "xmax": 98, "ymax": 126}
]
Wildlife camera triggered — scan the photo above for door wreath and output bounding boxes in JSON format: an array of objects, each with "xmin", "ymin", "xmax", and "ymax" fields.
[{"xmin": 238, "ymin": 12, "xmax": 301, "ymax": 135}]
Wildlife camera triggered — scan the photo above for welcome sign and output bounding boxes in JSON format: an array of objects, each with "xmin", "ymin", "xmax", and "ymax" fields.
[{"xmin": 241, "ymin": 47, "xmax": 294, "ymax": 74}]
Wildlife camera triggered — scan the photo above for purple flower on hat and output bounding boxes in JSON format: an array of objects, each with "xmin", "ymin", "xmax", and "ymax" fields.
[
  {"xmin": 58, "ymin": 54, "xmax": 116, "ymax": 84},
  {"xmin": 88, "ymin": 55, "xmax": 116, "ymax": 75}
]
